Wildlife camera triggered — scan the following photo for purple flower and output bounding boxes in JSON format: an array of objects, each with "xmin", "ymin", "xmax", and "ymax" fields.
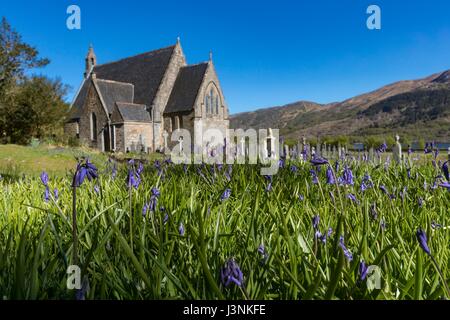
[
  {"xmin": 342, "ymin": 166, "xmax": 354, "ymax": 185},
  {"xmin": 312, "ymin": 215, "xmax": 320, "ymax": 230},
  {"xmin": 94, "ymin": 185, "xmax": 100, "ymax": 194},
  {"xmin": 326, "ymin": 166, "xmax": 335, "ymax": 184},
  {"xmin": 442, "ymin": 161, "xmax": 449, "ymax": 181},
  {"xmin": 290, "ymin": 165, "xmax": 298, "ymax": 173},
  {"xmin": 221, "ymin": 188, "xmax": 231, "ymax": 201},
  {"xmin": 40, "ymin": 171, "xmax": 49, "ymax": 186},
  {"xmin": 438, "ymin": 182, "xmax": 450, "ymax": 190},
  {"xmin": 370, "ymin": 203, "xmax": 378, "ymax": 220},
  {"xmin": 53, "ymin": 188, "xmax": 59, "ymax": 200},
  {"xmin": 142, "ymin": 203, "xmax": 149, "ymax": 217},
  {"xmin": 431, "ymin": 221, "xmax": 442, "ymax": 230},
  {"xmin": 179, "ymin": 223, "xmax": 185, "ymax": 236},
  {"xmin": 310, "ymin": 157, "xmax": 329, "ymax": 166},
  {"xmin": 416, "ymin": 228, "xmax": 431, "ymax": 255},
  {"xmin": 73, "ymin": 159, "xmax": 98, "ymax": 187},
  {"xmin": 347, "ymin": 193, "xmax": 359, "ymax": 204},
  {"xmin": 163, "ymin": 213, "xmax": 169, "ymax": 224},
  {"xmin": 220, "ymin": 258, "xmax": 244, "ymax": 287},
  {"xmin": 265, "ymin": 182, "xmax": 272, "ymax": 192},
  {"xmin": 151, "ymin": 187, "xmax": 160, "ymax": 197},
  {"xmin": 338, "ymin": 236, "xmax": 353, "ymax": 261},
  {"xmin": 44, "ymin": 187, "xmax": 49, "ymax": 202},
  {"xmin": 310, "ymin": 169, "xmax": 318, "ymax": 184},
  {"xmin": 418, "ymin": 197, "xmax": 424, "ymax": 208},
  {"xmin": 380, "ymin": 185, "xmax": 388, "ymax": 195},
  {"xmin": 298, "ymin": 194, "xmax": 304, "ymax": 201},
  {"xmin": 376, "ymin": 143, "xmax": 387, "ymax": 153},
  {"xmin": 257, "ymin": 244, "xmax": 269, "ymax": 264},
  {"xmin": 359, "ymin": 261, "xmax": 369, "ymax": 281},
  {"xmin": 127, "ymin": 170, "xmax": 140, "ymax": 189}
]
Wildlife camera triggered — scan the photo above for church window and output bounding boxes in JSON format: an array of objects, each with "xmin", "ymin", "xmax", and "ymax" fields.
[{"xmin": 90, "ymin": 112, "xmax": 97, "ymax": 141}]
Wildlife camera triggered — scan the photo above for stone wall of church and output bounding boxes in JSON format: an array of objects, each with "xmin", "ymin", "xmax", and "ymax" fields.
[
  {"xmin": 78, "ymin": 81, "xmax": 110, "ymax": 150},
  {"xmin": 152, "ymin": 42, "xmax": 187, "ymax": 148},
  {"xmin": 193, "ymin": 61, "xmax": 230, "ymax": 147},
  {"xmin": 123, "ymin": 122, "xmax": 153, "ymax": 153},
  {"xmin": 113, "ymin": 124, "xmax": 124, "ymax": 152},
  {"xmin": 64, "ymin": 121, "xmax": 78, "ymax": 138}
]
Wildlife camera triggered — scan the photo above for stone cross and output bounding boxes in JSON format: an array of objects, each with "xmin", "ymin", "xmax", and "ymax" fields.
[
  {"xmin": 163, "ymin": 131, "xmax": 169, "ymax": 153},
  {"xmin": 178, "ymin": 136, "xmax": 183, "ymax": 154},
  {"xmin": 284, "ymin": 145, "xmax": 290, "ymax": 159},
  {"xmin": 393, "ymin": 134, "xmax": 402, "ymax": 165}
]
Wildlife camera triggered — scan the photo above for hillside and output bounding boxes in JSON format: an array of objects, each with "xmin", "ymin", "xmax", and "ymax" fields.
[{"xmin": 230, "ymin": 70, "xmax": 450, "ymax": 141}]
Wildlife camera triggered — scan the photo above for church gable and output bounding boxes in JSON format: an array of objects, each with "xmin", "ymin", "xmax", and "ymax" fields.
[{"xmin": 194, "ymin": 61, "xmax": 228, "ymax": 120}]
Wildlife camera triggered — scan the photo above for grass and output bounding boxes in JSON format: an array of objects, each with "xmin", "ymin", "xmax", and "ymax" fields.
[{"xmin": 0, "ymin": 147, "xmax": 449, "ymax": 300}]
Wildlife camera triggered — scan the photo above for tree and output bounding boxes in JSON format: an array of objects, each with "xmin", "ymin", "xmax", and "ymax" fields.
[
  {"xmin": 0, "ymin": 17, "xmax": 49, "ymax": 98},
  {"xmin": 3, "ymin": 76, "xmax": 69, "ymax": 144}
]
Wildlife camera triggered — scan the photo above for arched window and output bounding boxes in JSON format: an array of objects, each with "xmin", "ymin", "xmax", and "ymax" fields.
[
  {"xmin": 215, "ymin": 96, "xmax": 219, "ymax": 114},
  {"xmin": 205, "ymin": 94, "xmax": 210, "ymax": 114},
  {"xmin": 90, "ymin": 112, "xmax": 97, "ymax": 141},
  {"xmin": 204, "ymin": 84, "xmax": 221, "ymax": 115}
]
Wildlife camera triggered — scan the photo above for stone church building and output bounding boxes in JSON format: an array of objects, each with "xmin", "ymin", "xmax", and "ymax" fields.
[{"xmin": 65, "ymin": 40, "xmax": 229, "ymax": 153}]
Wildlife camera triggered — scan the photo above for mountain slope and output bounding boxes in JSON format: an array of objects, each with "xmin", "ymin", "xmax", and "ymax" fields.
[{"xmin": 230, "ymin": 70, "xmax": 450, "ymax": 140}]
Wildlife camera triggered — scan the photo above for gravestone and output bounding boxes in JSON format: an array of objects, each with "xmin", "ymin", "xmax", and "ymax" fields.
[
  {"xmin": 284, "ymin": 145, "xmax": 290, "ymax": 160},
  {"xmin": 392, "ymin": 134, "xmax": 402, "ymax": 165}
]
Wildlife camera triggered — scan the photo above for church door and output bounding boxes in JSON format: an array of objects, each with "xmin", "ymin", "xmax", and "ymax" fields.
[{"xmin": 103, "ymin": 126, "xmax": 110, "ymax": 152}]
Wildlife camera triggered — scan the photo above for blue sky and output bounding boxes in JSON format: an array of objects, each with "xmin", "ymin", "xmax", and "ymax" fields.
[{"xmin": 1, "ymin": 0, "xmax": 449, "ymax": 114}]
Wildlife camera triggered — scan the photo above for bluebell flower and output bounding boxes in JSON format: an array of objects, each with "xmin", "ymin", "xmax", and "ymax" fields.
[
  {"xmin": 342, "ymin": 166, "xmax": 354, "ymax": 185},
  {"xmin": 310, "ymin": 157, "xmax": 329, "ymax": 166},
  {"xmin": 359, "ymin": 261, "xmax": 369, "ymax": 281},
  {"xmin": 326, "ymin": 166, "xmax": 335, "ymax": 184},
  {"xmin": 44, "ymin": 187, "xmax": 49, "ymax": 202},
  {"xmin": 338, "ymin": 236, "xmax": 353, "ymax": 261},
  {"xmin": 221, "ymin": 188, "xmax": 231, "ymax": 201},
  {"xmin": 418, "ymin": 197, "xmax": 424, "ymax": 208},
  {"xmin": 370, "ymin": 203, "xmax": 378, "ymax": 220},
  {"xmin": 73, "ymin": 159, "xmax": 98, "ymax": 187},
  {"xmin": 142, "ymin": 203, "xmax": 149, "ymax": 217},
  {"xmin": 416, "ymin": 228, "xmax": 431, "ymax": 255},
  {"xmin": 179, "ymin": 223, "xmax": 185, "ymax": 236},
  {"xmin": 442, "ymin": 161, "xmax": 449, "ymax": 181},
  {"xmin": 310, "ymin": 169, "xmax": 318, "ymax": 184},
  {"xmin": 40, "ymin": 171, "xmax": 49, "ymax": 187},
  {"xmin": 431, "ymin": 221, "xmax": 442, "ymax": 230},
  {"xmin": 347, "ymin": 193, "xmax": 359, "ymax": 204},
  {"xmin": 257, "ymin": 244, "xmax": 269, "ymax": 264},
  {"xmin": 220, "ymin": 258, "xmax": 244, "ymax": 287},
  {"xmin": 53, "ymin": 188, "xmax": 59, "ymax": 201},
  {"xmin": 312, "ymin": 215, "xmax": 320, "ymax": 230}
]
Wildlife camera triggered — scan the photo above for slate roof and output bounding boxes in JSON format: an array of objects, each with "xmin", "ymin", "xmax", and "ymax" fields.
[
  {"xmin": 69, "ymin": 79, "xmax": 91, "ymax": 120},
  {"xmin": 93, "ymin": 45, "xmax": 175, "ymax": 108},
  {"xmin": 115, "ymin": 102, "xmax": 151, "ymax": 122},
  {"xmin": 95, "ymin": 79, "xmax": 134, "ymax": 113},
  {"xmin": 164, "ymin": 63, "xmax": 208, "ymax": 114}
]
